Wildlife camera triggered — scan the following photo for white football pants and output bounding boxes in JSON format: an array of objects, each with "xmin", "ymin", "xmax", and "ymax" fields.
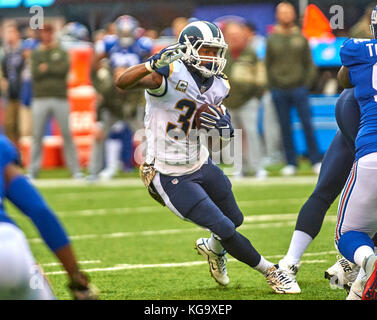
[
  {"xmin": 0, "ymin": 223, "xmax": 55, "ymax": 300},
  {"xmin": 335, "ymin": 152, "xmax": 377, "ymax": 243}
]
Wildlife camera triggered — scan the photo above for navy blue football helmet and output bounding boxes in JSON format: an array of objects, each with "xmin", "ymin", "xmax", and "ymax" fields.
[{"xmin": 178, "ymin": 20, "xmax": 227, "ymax": 78}]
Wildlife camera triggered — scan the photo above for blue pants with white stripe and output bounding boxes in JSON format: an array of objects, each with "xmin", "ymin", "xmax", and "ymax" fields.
[
  {"xmin": 152, "ymin": 159, "xmax": 243, "ymax": 240},
  {"xmin": 294, "ymin": 88, "xmax": 360, "ymax": 239},
  {"xmin": 152, "ymin": 159, "xmax": 263, "ymax": 268}
]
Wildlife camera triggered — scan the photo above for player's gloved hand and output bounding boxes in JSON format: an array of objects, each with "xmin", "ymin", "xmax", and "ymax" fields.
[
  {"xmin": 199, "ymin": 105, "xmax": 234, "ymax": 139},
  {"xmin": 145, "ymin": 43, "xmax": 186, "ymax": 72},
  {"xmin": 68, "ymin": 270, "xmax": 100, "ymax": 300}
]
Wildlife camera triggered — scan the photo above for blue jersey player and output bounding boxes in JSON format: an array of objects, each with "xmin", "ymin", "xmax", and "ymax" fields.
[
  {"xmin": 278, "ymin": 88, "xmax": 368, "ymax": 297},
  {"xmin": 90, "ymin": 15, "xmax": 153, "ymax": 180},
  {"xmin": 279, "ymin": 30, "xmax": 377, "ymax": 298},
  {"xmin": 321, "ymin": 6, "xmax": 377, "ymax": 300},
  {"xmin": 0, "ymin": 135, "xmax": 98, "ymax": 299}
]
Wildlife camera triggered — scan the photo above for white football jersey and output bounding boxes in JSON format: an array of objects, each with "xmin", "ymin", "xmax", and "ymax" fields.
[{"xmin": 144, "ymin": 59, "xmax": 230, "ymax": 176}]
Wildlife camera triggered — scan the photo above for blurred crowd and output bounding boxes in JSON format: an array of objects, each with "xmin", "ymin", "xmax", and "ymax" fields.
[{"xmin": 0, "ymin": 2, "xmax": 373, "ymax": 179}]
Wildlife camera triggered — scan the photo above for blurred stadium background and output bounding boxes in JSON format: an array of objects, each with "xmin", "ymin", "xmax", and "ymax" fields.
[
  {"xmin": 0, "ymin": 0, "xmax": 374, "ymax": 175},
  {"xmin": 1, "ymin": 0, "xmax": 375, "ymax": 301}
]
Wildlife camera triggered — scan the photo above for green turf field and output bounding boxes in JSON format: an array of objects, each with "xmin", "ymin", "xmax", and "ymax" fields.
[{"xmin": 6, "ymin": 171, "xmax": 350, "ymax": 300}]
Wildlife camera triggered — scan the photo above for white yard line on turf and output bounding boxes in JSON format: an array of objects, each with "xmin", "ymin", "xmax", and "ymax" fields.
[
  {"xmin": 28, "ymin": 221, "xmax": 297, "ymax": 244},
  {"xmin": 56, "ymin": 198, "xmax": 312, "ymax": 217},
  {"xmin": 27, "ymin": 214, "xmax": 337, "ymax": 244},
  {"xmin": 44, "ymin": 251, "xmax": 337, "ymax": 275},
  {"xmin": 58, "ymin": 206, "xmax": 159, "ymax": 217},
  {"xmin": 31, "ymin": 176, "xmax": 318, "ymax": 189},
  {"xmin": 49, "ymin": 189, "xmax": 148, "ymax": 200},
  {"xmin": 41, "ymin": 260, "xmax": 101, "ymax": 267}
]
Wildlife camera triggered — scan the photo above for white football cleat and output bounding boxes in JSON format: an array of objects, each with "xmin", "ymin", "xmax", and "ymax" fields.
[
  {"xmin": 265, "ymin": 265, "xmax": 301, "ymax": 294},
  {"xmin": 195, "ymin": 238, "xmax": 229, "ymax": 286},
  {"xmin": 98, "ymin": 168, "xmax": 117, "ymax": 180},
  {"xmin": 347, "ymin": 277, "xmax": 363, "ymax": 300},
  {"xmin": 278, "ymin": 258, "xmax": 301, "ymax": 279},
  {"xmin": 361, "ymin": 254, "xmax": 377, "ymax": 300},
  {"xmin": 324, "ymin": 256, "xmax": 360, "ymax": 291},
  {"xmin": 280, "ymin": 165, "xmax": 297, "ymax": 176}
]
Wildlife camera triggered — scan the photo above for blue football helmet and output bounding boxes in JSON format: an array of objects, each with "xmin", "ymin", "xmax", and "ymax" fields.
[
  {"xmin": 61, "ymin": 22, "xmax": 89, "ymax": 42},
  {"xmin": 114, "ymin": 15, "xmax": 140, "ymax": 47},
  {"xmin": 178, "ymin": 20, "xmax": 227, "ymax": 78}
]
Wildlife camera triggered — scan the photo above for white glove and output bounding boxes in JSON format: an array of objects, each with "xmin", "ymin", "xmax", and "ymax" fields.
[{"xmin": 145, "ymin": 43, "xmax": 186, "ymax": 72}]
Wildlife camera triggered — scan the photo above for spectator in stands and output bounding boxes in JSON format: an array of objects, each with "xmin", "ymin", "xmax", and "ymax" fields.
[
  {"xmin": 244, "ymin": 22, "xmax": 285, "ymax": 167},
  {"xmin": 349, "ymin": 4, "xmax": 374, "ymax": 39},
  {"xmin": 88, "ymin": 55, "xmax": 125, "ymax": 180},
  {"xmin": 171, "ymin": 17, "xmax": 189, "ymax": 38},
  {"xmin": 20, "ymin": 27, "xmax": 40, "ymax": 138},
  {"xmin": 88, "ymin": 16, "xmax": 152, "ymax": 181},
  {"xmin": 145, "ymin": 29, "xmax": 159, "ymax": 40},
  {"xmin": 223, "ymin": 21, "xmax": 268, "ymax": 178},
  {"xmin": 28, "ymin": 23, "xmax": 82, "ymax": 179},
  {"xmin": 1, "ymin": 22, "xmax": 24, "ymax": 146},
  {"xmin": 266, "ymin": 1, "xmax": 321, "ymax": 176}
]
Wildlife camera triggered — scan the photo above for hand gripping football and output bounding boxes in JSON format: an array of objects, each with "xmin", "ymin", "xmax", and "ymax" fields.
[{"xmin": 194, "ymin": 104, "xmax": 224, "ymax": 130}]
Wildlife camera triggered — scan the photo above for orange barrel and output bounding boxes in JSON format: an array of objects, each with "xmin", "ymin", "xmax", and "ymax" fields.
[
  {"xmin": 68, "ymin": 85, "xmax": 97, "ymax": 168},
  {"xmin": 67, "ymin": 46, "xmax": 94, "ymax": 88},
  {"xmin": 19, "ymin": 136, "xmax": 64, "ymax": 169}
]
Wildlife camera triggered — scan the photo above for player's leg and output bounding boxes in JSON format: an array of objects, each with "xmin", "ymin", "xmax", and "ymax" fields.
[
  {"xmin": 200, "ymin": 159, "xmax": 243, "ymax": 228},
  {"xmin": 0, "ymin": 222, "xmax": 55, "ymax": 300},
  {"xmin": 335, "ymin": 153, "xmax": 377, "ymax": 300},
  {"xmin": 186, "ymin": 184, "xmax": 300, "ymax": 293},
  {"xmin": 280, "ymin": 88, "xmax": 362, "ymax": 276},
  {"xmin": 270, "ymin": 88, "xmax": 297, "ymax": 172},
  {"xmin": 88, "ymin": 109, "xmax": 118, "ymax": 179},
  {"xmin": 280, "ymin": 131, "xmax": 354, "ymax": 271},
  {"xmin": 292, "ymin": 86, "xmax": 322, "ymax": 167},
  {"xmin": 99, "ymin": 121, "xmax": 125, "ymax": 179},
  {"xmin": 153, "ymin": 167, "xmax": 300, "ymax": 293},
  {"xmin": 198, "ymin": 159, "xmax": 257, "ymax": 274},
  {"xmin": 51, "ymin": 98, "xmax": 82, "ymax": 178},
  {"xmin": 153, "ymin": 170, "xmax": 232, "ymax": 285},
  {"xmin": 237, "ymin": 97, "xmax": 266, "ymax": 177},
  {"xmin": 262, "ymin": 91, "xmax": 285, "ymax": 165},
  {"xmin": 334, "ymin": 88, "xmax": 359, "ymax": 150},
  {"xmin": 28, "ymin": 98, "xmax": 51, "ymax": 178}
]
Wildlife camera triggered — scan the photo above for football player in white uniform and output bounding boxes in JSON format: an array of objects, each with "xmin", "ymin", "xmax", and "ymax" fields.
[{"xmin": 115, "ymin": 20, "xmax": 300, "ymax": 294}]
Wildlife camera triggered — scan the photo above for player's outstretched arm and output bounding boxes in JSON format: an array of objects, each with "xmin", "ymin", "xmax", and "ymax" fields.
[
  {"xmin": 4, "ymin": 163, "xmax": 99, "ymax": 299},
  {"xmin": 115, "ymin": 63, "xmax": 162, "ymax": 90},
  {"xmin": 115, "ymin": 43, "xmax": 185, "ymax": 90}
]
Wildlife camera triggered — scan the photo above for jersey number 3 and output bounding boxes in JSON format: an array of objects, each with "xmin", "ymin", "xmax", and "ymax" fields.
[{"xmin": 166, "ymin": 99, "xmax": 196, "ymax": 139}]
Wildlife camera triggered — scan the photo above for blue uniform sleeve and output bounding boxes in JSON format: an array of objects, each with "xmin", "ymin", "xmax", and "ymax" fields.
[
  {"xmin": 155, "ymin": 65, "xmax": 171, "ymax": 77},
  {"xmin": 136, "ymin": 36, "xmax": 153, "ymax": 60},
  {"xmin": 0, "ymin": 135, "xmax": 19, "ymax": 169},
  {"xmin": 5, "ymin": 176, "xmax": 70, "ymax": 252},
  {"xmin": 340, "ymin": 38, "xmax": 373, "ymax": 67}
]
